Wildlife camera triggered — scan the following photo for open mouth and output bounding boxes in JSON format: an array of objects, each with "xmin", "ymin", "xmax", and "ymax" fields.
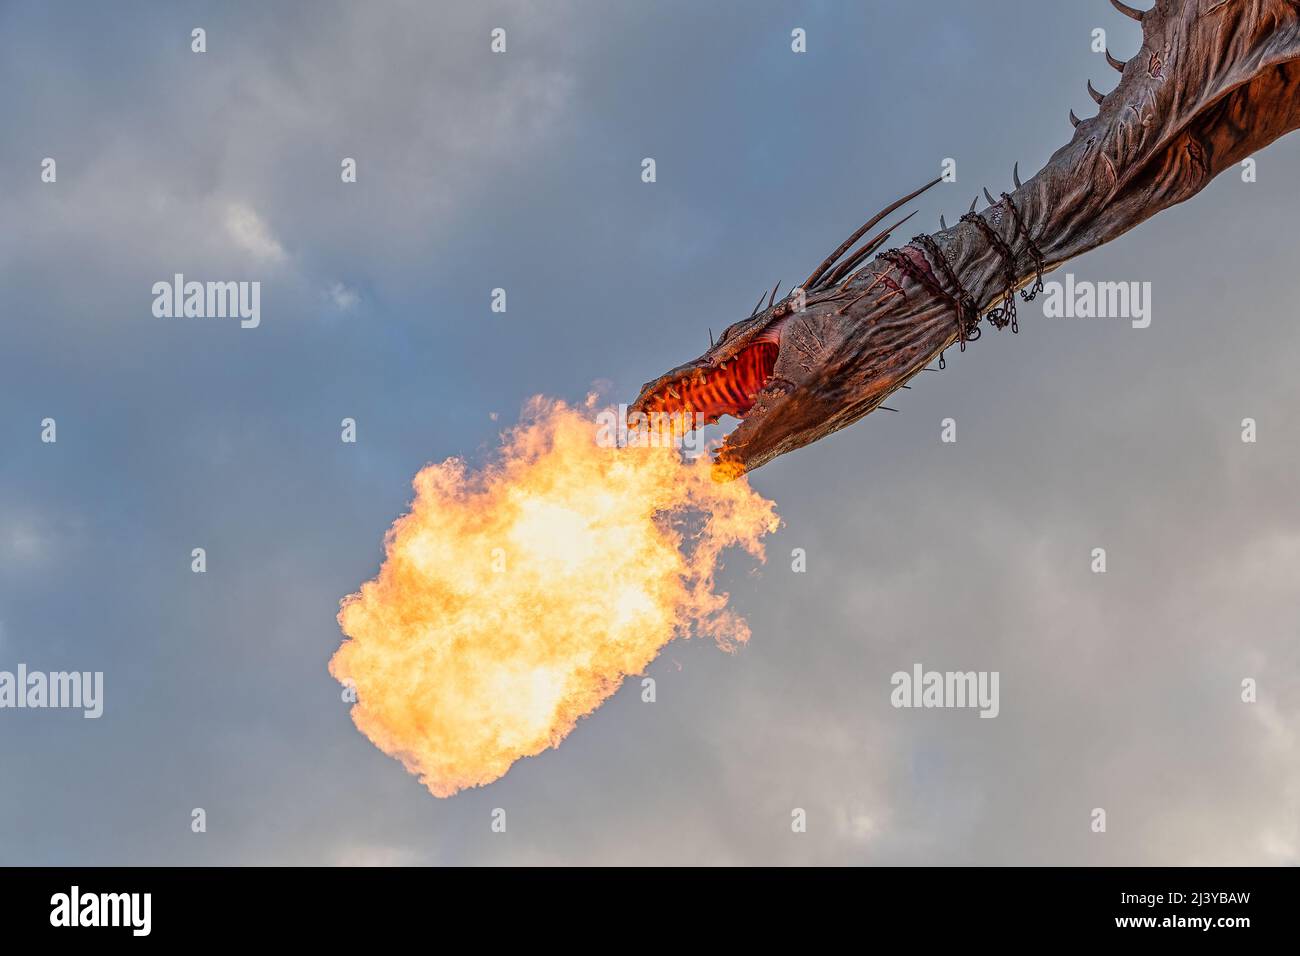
[{"xmin": 637, "ymin": 318, "xmax": 785, "ymax": 425}]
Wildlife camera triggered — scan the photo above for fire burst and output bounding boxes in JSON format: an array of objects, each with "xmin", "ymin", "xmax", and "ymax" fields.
[{"xmin": 329, "ymin": 396, "xmax": 779, "ymax": 797}]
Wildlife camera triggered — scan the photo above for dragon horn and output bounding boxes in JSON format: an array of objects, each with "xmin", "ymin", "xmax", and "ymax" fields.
[{"xmin": 802, "ymin": 178, "xmax": 942, "ymax": 290}]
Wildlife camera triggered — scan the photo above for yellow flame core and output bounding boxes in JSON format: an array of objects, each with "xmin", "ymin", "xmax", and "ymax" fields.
[{"xmin": 329, "ymin": 398, "xmax": 779, "ymax": 797}]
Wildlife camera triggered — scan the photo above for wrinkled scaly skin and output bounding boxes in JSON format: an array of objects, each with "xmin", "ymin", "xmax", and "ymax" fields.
[{"xmin": 631, "ymin": 0, "xmax": 1300, "ymax": 478}]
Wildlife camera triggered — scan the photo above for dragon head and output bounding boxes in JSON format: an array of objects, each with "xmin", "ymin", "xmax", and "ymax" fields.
[{"xmin": 629, "ymin": 181, "xmax": 945, "ymax": 479}]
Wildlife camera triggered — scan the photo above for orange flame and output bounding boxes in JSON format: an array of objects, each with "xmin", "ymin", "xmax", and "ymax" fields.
[{"xmin": 329, "ymin": 397, "xmax": 779, "ymax": 797}]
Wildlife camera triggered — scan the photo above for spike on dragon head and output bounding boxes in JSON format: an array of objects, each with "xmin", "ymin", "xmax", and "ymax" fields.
[{"xmin": 631, "ymin": 0, "xmax": 1300, "ymax": 480}]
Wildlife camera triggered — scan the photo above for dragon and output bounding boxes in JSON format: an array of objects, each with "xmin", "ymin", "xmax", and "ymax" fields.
[{"xmin": 631, "ymin": 0, "xmax": 1300, "ymax": 478}]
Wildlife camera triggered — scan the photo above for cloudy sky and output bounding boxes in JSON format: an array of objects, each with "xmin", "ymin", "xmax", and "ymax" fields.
[{"xmin": 1, "ymin": 0, "xmax": 1296, "ymax": 865}]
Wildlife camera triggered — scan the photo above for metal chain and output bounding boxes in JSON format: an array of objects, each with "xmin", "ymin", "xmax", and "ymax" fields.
[
  {"xmin": 960, "ymin": 211, "xmax": 1019, "ymax": 333},
  {"xmin": 1000, "ymin": 192, "xmax": 1045, "ymax": 302},
  {"xmin": 879, "ymin": 241, "xmax": 980, "ymax": 353},
  {"xmin": 878, "ymin": 248, "xmax": 947, "ymax": 302},
  {"xmin": 913, "ymin": 234, "xmax": 980, "ymax": 350}
]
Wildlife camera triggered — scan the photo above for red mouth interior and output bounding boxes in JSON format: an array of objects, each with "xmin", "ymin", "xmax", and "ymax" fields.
[{"xmin": 649, "ymin": 339, "xmax": 778, "ymax": 422}]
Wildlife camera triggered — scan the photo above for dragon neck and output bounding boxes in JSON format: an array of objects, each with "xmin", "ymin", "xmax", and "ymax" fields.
[{"xmin": 831, "ymin": 0, "xmax": 1300, "ymax": 388}]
